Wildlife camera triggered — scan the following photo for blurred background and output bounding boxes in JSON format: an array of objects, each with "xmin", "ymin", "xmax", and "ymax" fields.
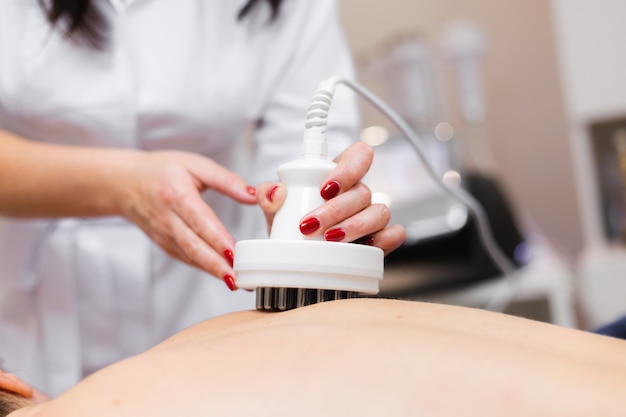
[{"xmin": 336, "ymin": 0, "xmax": 626, "ymax": 329}]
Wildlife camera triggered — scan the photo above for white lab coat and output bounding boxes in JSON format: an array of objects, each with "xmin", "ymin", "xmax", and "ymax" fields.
[{"xmin": 0, "ymin": 0, "xmax": 358, "ymax": 395}]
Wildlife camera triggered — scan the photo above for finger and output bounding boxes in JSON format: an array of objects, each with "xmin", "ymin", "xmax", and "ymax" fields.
[
  {"xmin": 126, "ymin": 207, "xmax": 194, "ymax": 265},
  {"xmin": 185, "ymin": 154, "xmax": 257, "ymax": 204},
  {"xmin": 135, "ymin": 216, "xmax": 203, "ymax": 271},
  {"xmin": 144, "ymin": 210, "xmax": 214, "ymax": 270},
  {"xmin": 151, "ymin": 230, "xmax": 192, "ymax": 264},
  {"xmin": 321, "ymin": 203, "xmax": 390, "ymax": 243},
  {"xmin": 172, "ymin": 190, "xmax": 238, "ymax": 270},
  {"xmin": 354, "ymin": 224, "xmax": 407, "ymax": 256},
  {"xmin": 299, "ymin": 182, "xmax": 371, "ymax": 238},
  {"xmin": 321, "ymin": 142, "xmax": 373, "ymax": 200},
  {"xmin": 256, "ymin": 181, "xmax": 287, "ymax": 234},
  {"xmin": 168, "ymin": 213, "xmax": 238, "ymax": 290}
]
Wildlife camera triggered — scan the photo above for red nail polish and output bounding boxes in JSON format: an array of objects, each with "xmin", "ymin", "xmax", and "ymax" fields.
[
  {"xmin": 247, "ymin": 186, "xmax": 256, "ymax": 196},
  {"xmin": 299, "ymin": 217, "xmax": 320, "ymax": 235},
  {"xmin": 354, "ymin": 236, "xmax": 375, "ymax": 246},
  {"xmin": 224, "ymin": 249, "xmax": 234, "ymax": 267},
  {"xmin": 224, "ymin": 274, "xmax": 237, "ymax": 291},
  {"xmin": 325, "ymin": 228, "xmax": 346, "ymax": 242},
  {"xmin": 321, "ymin": 181, "xmax": 340, "ymax": 200},
  {"xmin": 266, "ymin": 185, "xmax": 279, "ymax": 203}
]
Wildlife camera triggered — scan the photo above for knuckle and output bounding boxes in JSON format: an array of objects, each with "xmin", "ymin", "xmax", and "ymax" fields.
[
  {"xmin": 377, "ymin": 204, "xmax": 391, "ymax": 224},
  {"xmin": 156, "ymin": 182, "xmax": 180, "ymax": 205},
  {"xmin": 346, "ymin": 162, "xmax": 362, "ymax": 179},
  {"xmin": 353, "ymin": 217, "xmax": 367, "ymax": 234},
  {"xmin": 187, "ymin": 215, "xmax": 203, "ymax": 235},
  {"xmin": 397, "ymin": 224, "xmax": 408, "ymax": 242},
  {"xmin": 356, "ymin": 183, "xmax": 371, "ymax": 205},
  {"xmin": 181, "ymin": 240, "xmax": 201, "ymax": 260},
  {"xmin": 324, "ymin": 200, "xmax": 343, "ymax": 221},
  {"xmin": 357, "ymin": 141, "xmax": 374, "ymax": 161},
  {"xmin": 149, "ymin": 216, "xmax": 172, "ymax": 237},
  {"xmin": 327, "ymin": 201, "xmax": 342, "ymax": 220}
]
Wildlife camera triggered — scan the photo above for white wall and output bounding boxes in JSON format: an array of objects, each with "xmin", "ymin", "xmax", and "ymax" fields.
[
  {"xmin": 551, "ymin": 0, "xmax": 626, "ymax": 245},
  {"xmin": 550, "ymin": 0, "xmax": 626, "ymax": 326},
  {"xmin": 551, "ymin": 0, "xmax": 626, "ymax": 120}
]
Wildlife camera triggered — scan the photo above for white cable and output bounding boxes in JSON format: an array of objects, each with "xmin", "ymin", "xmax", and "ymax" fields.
[{"xmin": 306, "ymin": 77, "xmax": 520, "ymax": 312}]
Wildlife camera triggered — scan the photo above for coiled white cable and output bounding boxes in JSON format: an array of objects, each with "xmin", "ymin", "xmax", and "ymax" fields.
[
  {"xmin": 305, "ymin": 86, "xmax": 334, "ymax": 131},
  {"xmin": 307, "ymin": 76, "xmax": 520, "ymax": 312}
]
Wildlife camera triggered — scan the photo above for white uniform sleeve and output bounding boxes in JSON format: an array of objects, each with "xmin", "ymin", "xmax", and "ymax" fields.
[{"xmin": 251, "ymin": 0, "xmax": 360, "ymax": 184}]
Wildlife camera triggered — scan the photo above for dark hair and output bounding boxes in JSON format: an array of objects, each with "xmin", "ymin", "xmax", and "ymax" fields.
[
  {"xmin": 39, "ymin": 0, "xmax": 109, "ymax": 49},
  {"xmin": 42, "ymin": 0, "xmax": 285, "ymax": 50},
  {"xmin": 237, "ymin": 0, "xmax": 284, "ymax": 21},
  {"xmin": 0, "ymin": 389, "xmax": 28, "ymax": 417}
]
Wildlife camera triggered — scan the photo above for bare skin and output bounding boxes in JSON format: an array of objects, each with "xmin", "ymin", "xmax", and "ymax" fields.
[
  {"xmin": 0, "ymin": 130, "xmax": 257, "ymax": 283},
  {"xmin": 6, "ymin": 298, "xmax": 626, "ymax": 417},
  {"xmin": 0, "ymin": 130, "xmax": 406, "ymax": 286}
]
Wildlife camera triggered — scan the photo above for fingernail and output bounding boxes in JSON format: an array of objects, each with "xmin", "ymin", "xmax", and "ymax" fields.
[
  {"xmin": 299, "ymin": 217, "xmax": 320, "ymax": 235},
  {"xmin": 224, "ymin": 274, "xmax": 237, "ymax": 291},
  {"xmin": 247, "ymin": 186, "xmax": 256, "ymax": 196},
  {"xmin": 224, "ymin": 249, "xmax": 234, "ymax": 267},
  {"xmin": 266, "ymin": 184, "xmax": 279, "ymax": 203},
  {"xmin": 354, "ymin": 236, "xmax": 375, "ymax": 246},
  {"xmin": 321, "ymin": 181, "xmax": 340, "ymax": 200},
  {"xmin": 325, "ymin": 228, "xmax": 346, "ymax": 242}
]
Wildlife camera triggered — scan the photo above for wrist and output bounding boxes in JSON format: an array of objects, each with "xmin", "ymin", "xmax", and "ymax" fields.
[{"xmin": 99, "ymin": 149, "xmax": 144, "ymax": 219}]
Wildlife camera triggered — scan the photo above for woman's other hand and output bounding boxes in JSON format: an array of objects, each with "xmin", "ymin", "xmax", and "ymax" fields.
[
  {"xmin": 120, "ymin": 151, "xmax": 257, "ymax": 290},
  {"xmin": 0, "ymin": 133, "xmax": 257, "ymax": 290},
  {"xmin": 257, "ymin": 142, "xmax": 406, "ymax": 256}
]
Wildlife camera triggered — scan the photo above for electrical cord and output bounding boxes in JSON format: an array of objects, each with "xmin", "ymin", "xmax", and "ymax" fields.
[{"xmin": 307, "ymin": 76, "xmax": 521, "ymax": 312}]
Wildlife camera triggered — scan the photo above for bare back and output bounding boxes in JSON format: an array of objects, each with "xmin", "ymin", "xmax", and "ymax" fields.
[{"xmin": 20, "ymin": 299, "xmax": 626, "ymax": 417}]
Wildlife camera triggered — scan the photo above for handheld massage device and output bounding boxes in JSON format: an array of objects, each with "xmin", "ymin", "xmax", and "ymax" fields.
[
  {"xmin": 234, "ymin": 81, "xmax": 384, "ymax": 311},
  {"xmin": 234, "ymin": 77, "xmax": 517, "ymax": 312}
]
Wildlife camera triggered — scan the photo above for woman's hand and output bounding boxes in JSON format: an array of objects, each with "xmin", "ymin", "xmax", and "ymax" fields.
[
  {"xmin": 1, "ymin": 132, "xmax": 257, "ymax": 290},
  {"xmin": 119, "ymin": 151, "xmax": 257, "ymax": 290},
  {"xmin": 257, "ymin": 142, "xmax": 406, "ymax": 256}
]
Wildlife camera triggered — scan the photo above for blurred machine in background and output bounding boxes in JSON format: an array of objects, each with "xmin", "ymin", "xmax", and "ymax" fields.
[{"xmin": 357, "ymin": 21, "xmax": 576, "ymax": 326}]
